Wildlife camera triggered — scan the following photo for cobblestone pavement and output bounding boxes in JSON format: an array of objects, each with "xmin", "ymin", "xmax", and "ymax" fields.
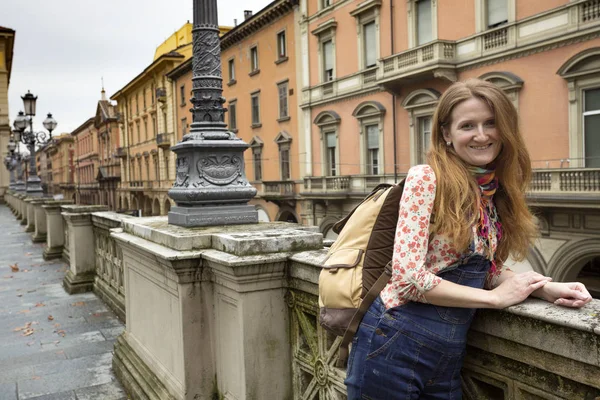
[{"xmin": 0, "ymin": 205, "xmax": 127, "ymax": 400}]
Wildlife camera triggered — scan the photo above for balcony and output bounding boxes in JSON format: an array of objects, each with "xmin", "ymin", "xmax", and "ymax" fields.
[
  {"xmin": 261, "ymin": 180, "xmax": 296, "ymax": 200},
  {"xmin": 156, "ymin": 87, "xmax": 167, "ymax": 103},
  {"xmin": 378, "ymin": 0, "xmax": 600, "ymax": 91},
  {"xmin": 302, "ymin": 174, "xmax": 402, "ymax": 198},
  {"xmin": 156, "ymin": 133, "xmax": 172, "ymax": 149},
  {"xmin": 379, "ymin": 40, "xmax": 457, "ymax": 91},
  {"xmin": 114, "ymin": 147, "xmax": 127, "ymax": 158},
  {"xmin": 528, "ymin": 168, "xmax": 600, "ymax": 208}
]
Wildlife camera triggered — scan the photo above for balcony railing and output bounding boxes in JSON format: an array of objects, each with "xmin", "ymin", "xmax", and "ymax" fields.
[
  {"xmin": 530, "ymin": 168, "xmax": 600, "ymax": 193},
  {"xmin": 156, "ymin": 87, "xmax": 167, "ymax": 103},
  {"xmin": 114, "ymin": 147, "xmax": 127, "ymax": 158},
  {"xmin": 380, "ymin": 40, "xmax": 456, "ymax": 82},
  {"xmin": 262, "ymin": 181, "xmax": 296, "ymax": 197},
  {"xmin": 156, "ymin": 133, "xmax": 172, "ymax": 148},
  {"xmin": 303, "ymin": 174, "xmax": 402, "ymax": 195}
]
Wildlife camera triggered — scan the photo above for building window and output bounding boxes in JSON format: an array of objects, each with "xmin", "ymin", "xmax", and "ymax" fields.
[
  {"xmin": 250, "ymin": 46, "xmax": 259, "ymax": 73},
  {"xmin": 417, "ymin": 116, "xmax": 432, "ymax": 164},
  {"xmin": 229, "ymin": 101, "xmax": 237, "ymax": 130},
  {"xmin": 180, "ymin": 85, "xmax": 186, "ymax": 106},
  {"xmin": 251, "ymin": 92, "xmax": 261, "ymax": 126},
  {"xmin": 181, "ymin": 118, "xmax": 188, "ymax": 136},
  {"xmin": 487, "ymin": 0, "xmax": 508, "ymax": 28},
  {"xmin": 277, "ymin": 31, "xmax": 287, "ymax": 60},
  {"xmin": 363, "ymin": 21, "xmax": 377, "ymax": 68},
  {"xmin": 280, "ymin": 148, "xmax": 290, "ymax": 180},
  {"xmin": 136, "ymin": 122, "xmax": 141, "ymax": 143},
  {"xmin": 323, "ymin": 40, "xmax": 334, "ymax": 81},
  {"xmin": 228, "ymin": 59, "xmax": 235, "ymax": 82},
  {"xmin": 366, "ymin": 124, "xmax": 379, "ymax": 174},
  {"xmin": 417, "ymin": 0, "xmax": 432, "ymax": 45},
  {"xmin": 143, "ymin": 119, "xmax": 148, "ymax": 141},
  {"xmin": 584, "ymin": 88, "xmax": 600, "ymax": 168},
  {"xmin": 253, "ymin": 150, "xmax": 262, "ymax": 181},
  {"xmin": 249, "ymin": 136, "xmax": 264, "ymax": 181},
  {"xmin": 275, "ymin": 131, "xmax": 292, "ymax": 181},
  {"xmin": 151, "ymin": 83, "xmax": 155, "ymax": 104},
  {"xmin": 135, "ymin": 97, "xmax": 139, "ymax": 114},
  {"xmin": 321, "ymin": 0, "xmax": 331, "ymax": 9},
  {"xmin": 164, "ymin": 152, "xmax": 170, "ymax": 180},
  {"xmin": 152, "ymin": 115, "xmax": 157, "ymax": 136},
  {"xmin": 278, "ymin": 82, "xmax": 289, "ymax": 119},
  {"xmin": 143, "ymin": 89, "xmax": 147, "ymax": 109},
  {"xmin": 326, "ymin": 132, "xmax": 337, "ymax": 176}
]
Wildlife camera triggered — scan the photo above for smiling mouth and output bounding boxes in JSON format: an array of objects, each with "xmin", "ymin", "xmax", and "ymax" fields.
[{"xmin": 470, "ymin": 144, "xmax": 492, "ymax": 150}]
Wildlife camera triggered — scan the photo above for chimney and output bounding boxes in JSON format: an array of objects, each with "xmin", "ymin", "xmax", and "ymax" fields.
[
  {"xmin": 101, "ymin": 88, "xmax": 107, "ymax": 101},
  {"xmin": 244, "ymin": 10, "xmax": 253, "ymax": 20},
  {"xmin": 234, "ymin": 18, "xmax": 238, "ymax": 26}
]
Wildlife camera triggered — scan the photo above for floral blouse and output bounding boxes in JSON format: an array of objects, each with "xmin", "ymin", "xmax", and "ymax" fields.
[{"xmin": 380, "ymin": 164, "xmax": 507, "ymax": 309}]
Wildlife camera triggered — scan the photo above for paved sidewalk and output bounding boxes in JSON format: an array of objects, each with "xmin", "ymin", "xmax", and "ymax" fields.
[{"xmin": 0, "ymin": 205, "xmax": 127, "ymax": 400}]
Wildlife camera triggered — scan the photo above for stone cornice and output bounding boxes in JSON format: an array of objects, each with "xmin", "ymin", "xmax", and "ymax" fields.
[{"xmin": 220, "ymin": 0, "xmax": 297, "ymax": 51}]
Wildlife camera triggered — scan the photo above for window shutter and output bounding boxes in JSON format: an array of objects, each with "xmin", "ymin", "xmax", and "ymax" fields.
[
  {"xmin": 367, "ymin": 125, "xmax": 379, "ymax": 149},
  {"xmin": 364, "ymin": 22, "xmax": 376, "ymax": 67},
  {"xmin": 326, "ymin": 132, "xmax": 336, "ymax": 148}
]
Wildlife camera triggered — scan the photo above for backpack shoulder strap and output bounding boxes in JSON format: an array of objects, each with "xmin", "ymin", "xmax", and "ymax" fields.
[
  {"xmin": 336, "ymin": 261, "xmax": 393, "ymax": 368},
  {"xmin": 332, "ymin": 183, "xmax": 394, "ymax": 234}
]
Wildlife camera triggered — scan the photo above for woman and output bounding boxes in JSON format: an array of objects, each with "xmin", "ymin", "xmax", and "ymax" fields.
[{"xmin": 344, "ymin": 79, "xmax": 592, "ymax": 399}]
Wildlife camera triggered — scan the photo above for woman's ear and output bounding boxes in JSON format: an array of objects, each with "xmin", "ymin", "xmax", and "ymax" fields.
[{"xmin": 441, "ymin": 125, "xmax": 451, "ymax": 143}]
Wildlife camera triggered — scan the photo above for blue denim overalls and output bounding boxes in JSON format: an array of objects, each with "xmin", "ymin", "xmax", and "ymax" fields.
[{"xmin": 344, "ymin": 253, "xmax": 491, "ymax": 400}]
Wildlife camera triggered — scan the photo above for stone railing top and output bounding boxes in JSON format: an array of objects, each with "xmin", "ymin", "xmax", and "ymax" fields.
[
  {"xmin": 121, "ymin": 216, "xmax": 323, "ymax": 255},
  {"xmin": 92, "ymin": 211, "xmax": 135, "ymax": 224},
  {"xmin": 41, "ymin": 200, "xmax": 74, "ymax": 209},
  {"xmin": 60, "ymin": 205, "xmax": 109, "ymax": 213},
  {"xmin": 30, "ymin": 197, "xmax": 59, "ymax": 204},
  {"xmin": 289, "ymin": 253, "xmax": 600, "ymax": 336}
]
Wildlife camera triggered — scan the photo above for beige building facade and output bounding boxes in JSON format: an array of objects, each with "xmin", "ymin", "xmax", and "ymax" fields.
[
  {"xmin": 46, "ymin": 133, "xmax": 75, "ymax": 199},
  {"xmin": 72, "ymin": 117, "xmax": 99, "ymax": 205},
  {"xmin": 0, "ymin": 26, "xmax": 15, "ymax": 201}
]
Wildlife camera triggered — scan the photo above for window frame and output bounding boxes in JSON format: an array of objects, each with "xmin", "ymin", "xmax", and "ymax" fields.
[
  {"xmin": 276, "ymin": 30, "xmax": 288, "ymax": 63},
  {"xmin": 312, "ymin": 20, "xmax": 337, "ymax": 84},
  {"xmin": 228, "ymin": 99, "xmax": 238, "ymax": 131},
  {"xmin": 180, "ymin": 84, "xmax": 186, "ymax": 107},
  {"xmin": 351, "ymin": 2, "xmax": 382, "ymax": 71},
  {"xmin": 250, "ymin": 45, "xmax": 260, "ymax": 75},
  {"xmin": 228, "ymin": 58, "xmax": 236, "ymax": 84},
  {"xmin": 251, "ymin": 90, "xmax": 261, "ymax": 128},
  {"xmin": 402, "ymin": 88, "xmax": 441, "ymax": 167},
  {"xmin": 277, "ymin": 80, "xmax": 289, "ymax": 121},
  {"xmin": 407, "ymin": 0, "xmax": 438, "ymax": 48},
  {"xmin": 249, "ymin": 136, "xmax": 264, "ymax": 182},
  {"xmin": 353, "ymin": 101, "xmax": 386, "ymax": 175},
  {"xmin": 475, "ymin": 0, "xmax": 515, "ymax": 33}
]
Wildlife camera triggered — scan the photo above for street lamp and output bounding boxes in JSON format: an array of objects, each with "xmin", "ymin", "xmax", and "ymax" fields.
[
  {"xmin": 4, "ymin": 134, "xmax": 23, "ymax": 192},
  {"xmin": 12, "ymin": 91, "xmax": 57, "ymax": 197}
]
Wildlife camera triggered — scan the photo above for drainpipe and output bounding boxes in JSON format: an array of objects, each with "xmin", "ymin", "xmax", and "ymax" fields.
[{"xmin": 390, "ymin": 0, "xmax": 399, "ymax": 183}]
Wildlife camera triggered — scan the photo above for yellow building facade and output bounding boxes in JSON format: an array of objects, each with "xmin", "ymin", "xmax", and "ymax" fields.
[{"xmin": 0, "ymin": 26, "xmax": 15, "ymax": 201}]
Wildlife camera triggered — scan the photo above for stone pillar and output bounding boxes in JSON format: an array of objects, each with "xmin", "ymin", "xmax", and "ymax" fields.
[
  {"xmin": 25, "ymin": 198, "xmax": 35, "ymax": 232},
  {"xmin": 31, "ymin": 198, "xmax": 54, "ymax": 242},
  {"xmin": 19, "ymin": 195, "xmax": 27, "ymax": 223},
  {"xmin": 111, "ymin": 217, "xmax": 322, "ymax": 400},
  {"xmin": 61, "ymin": 205, "xmax": 109, "ymax": 294},
  {"xmin": 43, "ymin": 203, "xmax": 67, "ymax": 260}
]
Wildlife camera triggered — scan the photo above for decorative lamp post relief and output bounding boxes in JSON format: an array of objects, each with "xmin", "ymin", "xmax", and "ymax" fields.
[{"xmin": 167, "ymin": 0, "xmax": 257, "ymax": 227}]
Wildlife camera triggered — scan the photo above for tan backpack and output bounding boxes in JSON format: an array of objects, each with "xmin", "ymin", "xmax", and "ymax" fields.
[{"xmin": 318, "ymin": 181, "xmax": 406, "ymax": 367}]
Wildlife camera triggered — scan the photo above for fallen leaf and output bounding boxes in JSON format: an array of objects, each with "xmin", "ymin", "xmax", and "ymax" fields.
[
  {"xmin": 31, "ymin": 376, "xmax": 41, "ymax": 380},
  {"xmin": 47, "ymin": 315, "xmax": 54, "ymax": 321},
  {"xmin": 56, "ymin": 330, "xmax": 66, "ymax": 337},
  {"xmin": 10, "ymin": 263, "xmax": 19, "ymax": 272},
  {"xmin": 53, "ymin": 323, "xmax": 60, "ymax": 328},
  {"xmin": 25, "ymin": 253, "xmax": 32, "ymax": 256},
  {"xmin": 18, "ymin": 309, "xmax": 31, "ymax": 314},
  {"xmin": 55, "ymin": 350, "xmax": 64, "ymax": 355},
  {"xmin": 13, "ymin": 322, "xmax": 32, "ymax": 332},
  {"xmin": 35, "ymin": 302, "xmax": 45, "ymax": 308},
  {"xmin": 3, "ymin": 275, "xmax": 13, "ymax": 279},
  {"xmin": 22, "ymin": 269, "xmax": 30, "ymax": 273},
  {"xmin": 22, "ymin": 328, "xmax": 34, "ymax": 336},
  {"xmin": 71, "ymin": 302, "xmax": 85, "ymax": 307}
]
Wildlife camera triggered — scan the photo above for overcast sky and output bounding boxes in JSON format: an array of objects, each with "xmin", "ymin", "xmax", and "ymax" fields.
[{"xmin": 3, "ymin": 0, "xmax": 272, "ymax": 135}]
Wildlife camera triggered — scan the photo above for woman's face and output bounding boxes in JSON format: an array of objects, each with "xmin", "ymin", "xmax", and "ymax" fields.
[{"xmin": 443, "ymin": 96, "xmax": 502, "ymax": 167}]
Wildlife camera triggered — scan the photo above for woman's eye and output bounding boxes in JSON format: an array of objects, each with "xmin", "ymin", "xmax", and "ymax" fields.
[
  {"xmin": 485, "ymin": 120, "xmax": 495, "ymax": 127},
  {"xmin": 460, "ymin": 123, "xmax": 473, "ymax": 130}
]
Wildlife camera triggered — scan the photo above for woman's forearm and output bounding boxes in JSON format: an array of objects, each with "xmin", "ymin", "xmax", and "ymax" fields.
[{"xmin": 423, "ymin": 279, "xmax": 498, "ymax": 308}]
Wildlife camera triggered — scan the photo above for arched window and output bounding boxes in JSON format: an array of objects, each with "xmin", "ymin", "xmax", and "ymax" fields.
[
  {"xmin": 314, "ymin": 111, "xmax": 341, "ymax": 176},
  {"xmin": 558, "ymin": 48, "xmax": 600, "ymax": 168},
  {"xmin": 478, "ymin": 71, "xmax": 523, "ymax": 109},
  {"xmin": 402, "ymin": 88, "xmax": 440, "ymax": 166},
  {"xmin": 352, "ymin": 101, "xmax": 386, "ymax": 175}
]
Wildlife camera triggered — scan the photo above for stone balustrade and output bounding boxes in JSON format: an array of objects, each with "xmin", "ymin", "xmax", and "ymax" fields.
[
  {"xmin": 60, "ymin": 205, "xmax": 109, "ymax": 294},
  {"xmin": 91, "ymin": 211, "xmax": 134, "ymax": 321}
]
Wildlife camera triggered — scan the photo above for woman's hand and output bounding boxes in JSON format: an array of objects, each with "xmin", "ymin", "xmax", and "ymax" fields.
[
  {"xmin": 533, "ymin": 281, "xmax": 592, "ymax": 308},
  {"xmin": 490, "ymin": 271, "xmax": 552, "ymax": 309}
]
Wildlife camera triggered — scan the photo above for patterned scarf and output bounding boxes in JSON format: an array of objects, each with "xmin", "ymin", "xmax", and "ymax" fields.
[{"xmin": 468, "ymin": 165, "xmax": 503, "ymax": 260}]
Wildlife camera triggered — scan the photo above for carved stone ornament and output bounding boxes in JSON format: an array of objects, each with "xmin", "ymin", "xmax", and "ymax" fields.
[
  {"xmin": 175, "ymin": 157, "xmax": 190, "ymax": 188},
  {"xmin": 197, "ymin": 155, "xmax": 241, "ymax": 186}
]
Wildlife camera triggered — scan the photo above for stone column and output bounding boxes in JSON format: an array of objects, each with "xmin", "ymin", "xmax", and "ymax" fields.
[
  {"xmin": 61, "ymin": 205, "xmax": 109, "ymax": 294},
  {"xmin": 25, "ymin": 198, "xmax": 35, "ymax": 231},
  {"xmin": 19, "ymin": 195, "xmax": 27, "ymax": 223},
  {"xmin": 111, "ymin": 217, "xmax": 322, "ymax": 400},
  {"xmin": 31, "ymin": 198, "xmax": 54, "ymax": 242},
  {"xmin": 43, "ymin": 203, "xmax": 67, "ymax": 260}
]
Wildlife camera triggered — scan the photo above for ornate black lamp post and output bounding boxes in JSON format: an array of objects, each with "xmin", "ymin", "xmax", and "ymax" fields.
[
  {"xmin": 167, "ymin": 0, "xmax": 257, "ymax": 227},
  {"xmin": 12, "ymin": 91, "xmax": 57, "ymax": 197},
  {"xmin": 4, "ymin": 137, "xmax": 18, "ymax": 190}
]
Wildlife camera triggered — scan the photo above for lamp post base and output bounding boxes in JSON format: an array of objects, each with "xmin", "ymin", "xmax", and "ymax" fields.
[{"xmin": 168, "ymin": 204, "xmax": 258, "ymax": 227}]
